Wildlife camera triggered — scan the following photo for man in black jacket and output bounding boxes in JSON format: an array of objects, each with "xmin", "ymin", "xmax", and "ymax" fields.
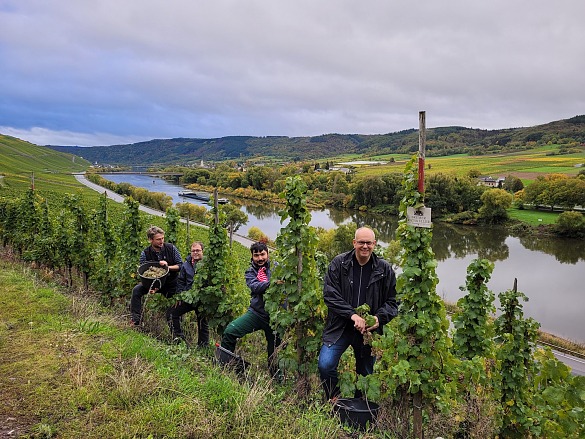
[
  {"xmin": 318, "ymin": 226, "xmax": 398, "ymax": 400},
  {"xmin": 166, "ymin": 241, "xmax": 209, "ymax": 346},
  {"xmin": 130, "ymin": 226, "xmax": 182, "ymax": 326}
]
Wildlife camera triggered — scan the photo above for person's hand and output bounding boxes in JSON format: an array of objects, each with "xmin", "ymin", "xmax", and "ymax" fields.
[
  {"xmin": 148, "ymin": 287, "xmax": 159, "ymax": 294},
  {"xmin": 257, "ymin": 266, "xmax": 268, "ymax": 281},
  {"xmin": 366, "ymin": 315, "xmax": 380, "ymax": 332},
  {"xmin": 351, "ymin": 314, "xmax": 367, "ymax": 334},
  {"xmin": 159, "ymin": 260, "xmax": 168, "ymax": 268}
]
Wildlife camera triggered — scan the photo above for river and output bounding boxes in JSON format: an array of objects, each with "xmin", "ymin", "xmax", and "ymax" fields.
[{"xmin": 102, "ymin": 174, "xmax": 585, "ymax": 343}]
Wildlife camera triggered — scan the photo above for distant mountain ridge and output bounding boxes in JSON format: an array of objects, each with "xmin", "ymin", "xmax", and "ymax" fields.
[{"xmin": 45, "ymin": 115, "xmax": 585, "ymax": 166}]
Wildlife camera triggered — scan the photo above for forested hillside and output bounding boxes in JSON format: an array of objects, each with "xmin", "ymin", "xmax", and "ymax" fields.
[{"xmin": 44, "ymin": 115, "xmax": 585, "ymax": 166}]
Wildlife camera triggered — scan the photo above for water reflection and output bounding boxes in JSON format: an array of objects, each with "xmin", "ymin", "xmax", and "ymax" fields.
[
  {"xmin": 432, "ymin": 224, "xmax": 510, "ymax": 262},
  {"xmin": 231, "ymin": 199, "xmax": 282, "ymax": 221},
  {"xmin": 517, "ymin": 234, "xmax": 585, "ymax": 265}
]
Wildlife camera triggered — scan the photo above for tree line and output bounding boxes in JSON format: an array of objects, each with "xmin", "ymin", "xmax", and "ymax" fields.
[{"xmin": 161, "ymin": 161, "xmax": 585, "ymax": 236}]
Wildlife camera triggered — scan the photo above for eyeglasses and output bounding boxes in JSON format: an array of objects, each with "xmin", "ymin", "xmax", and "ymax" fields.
[
  {"xmin": 355, "ymin": 240, "xmax": 375, "ymax": 247},
  {"xmin": 191, "ymin": 249, "xmax": 203, "ymax": 253}
]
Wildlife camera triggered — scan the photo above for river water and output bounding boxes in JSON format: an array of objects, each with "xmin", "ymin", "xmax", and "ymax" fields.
[{"xmin": 102, "ymin": 174, "xmax": 585, "ymax": 343}]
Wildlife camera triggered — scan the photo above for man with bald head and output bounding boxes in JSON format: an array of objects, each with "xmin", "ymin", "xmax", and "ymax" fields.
[{"xmin": 318, "ymin": 226, "xmax": 398, "ymax": 401}]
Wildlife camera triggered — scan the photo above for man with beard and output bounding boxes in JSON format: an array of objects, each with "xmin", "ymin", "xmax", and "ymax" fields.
[{"xmin": 219, "ymin": 242, "xmax": 281, "ymax": 376}]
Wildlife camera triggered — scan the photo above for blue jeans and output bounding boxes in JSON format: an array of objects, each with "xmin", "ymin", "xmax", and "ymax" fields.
[{"xmin": 318, "ymin": 327, "xmax": 374, "ymax": 400}]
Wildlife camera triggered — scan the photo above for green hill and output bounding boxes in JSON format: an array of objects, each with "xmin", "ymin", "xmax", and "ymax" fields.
[
  {"xmin": 0, "ymin": 134, "xmax": 90, "ymax": 192},
  {"xmin": 43, "ymin": 115, "xmax": 585, "ymax": 166}
]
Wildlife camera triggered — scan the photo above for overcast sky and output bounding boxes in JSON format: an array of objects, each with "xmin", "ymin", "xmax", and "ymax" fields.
[{"xmin": 1, "ymin": 1, "xmax": 584, "ymax": 147}]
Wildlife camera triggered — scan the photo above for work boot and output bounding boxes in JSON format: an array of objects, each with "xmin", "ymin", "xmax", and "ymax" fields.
[{"xmin": 216, "ymin": 345, "xmax": 249, "ymax": 376}]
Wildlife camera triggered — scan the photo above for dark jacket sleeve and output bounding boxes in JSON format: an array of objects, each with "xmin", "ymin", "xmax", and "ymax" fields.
[
  {"xmin": 176, "ymin": 263, "xmax": 188, "ymax": 293},
  {"xmin": 323, "ymin": 254, "xmax": 355, "ymax": 320},
  {"xmin": 169, "ymin": 244, "xmax": 183, "ymax": 265}
]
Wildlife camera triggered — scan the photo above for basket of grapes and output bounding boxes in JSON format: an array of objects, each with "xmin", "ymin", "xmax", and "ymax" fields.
[{"xmin": 137, "ymin": 262, "xmax": 169, "ymax": 288}]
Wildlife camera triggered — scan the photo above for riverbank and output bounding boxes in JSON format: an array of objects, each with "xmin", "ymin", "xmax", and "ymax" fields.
[
  {"xmin": 83, "ymin": 172, "xmax": 585, "ymax": 343},
  {"xmin": 176, "ymin": 179, "xmax": 584, "ymax": 241},
  {"xmin": 74, "ymin": 173, "xmax": 258, "ymax": 248},
  {"xmin": 76, "ymin": 172, "xmax": 585, "ymax": 365}
]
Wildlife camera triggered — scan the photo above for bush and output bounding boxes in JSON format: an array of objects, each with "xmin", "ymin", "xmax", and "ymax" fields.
[
  {"xmin": 556, "ymin": 211, "xmax": 585, "ymax": 238},
  {"xmin": 247, "ymin": 226, "xmax": 268, "ymax": 242},
  {"xmin": 448, "ymin": 211, "xmax": 478, "ymax": 225}
]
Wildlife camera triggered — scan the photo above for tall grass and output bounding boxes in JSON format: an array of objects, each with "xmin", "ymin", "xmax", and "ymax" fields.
[{"xmin": 0, "ymin": 258, "xmax": 345, "ymax": 438}]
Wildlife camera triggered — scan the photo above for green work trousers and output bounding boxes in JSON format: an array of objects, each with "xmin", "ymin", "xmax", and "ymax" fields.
[{"xmin": 221, "ymin": 309, "xmax": 280, "ymax": 364}]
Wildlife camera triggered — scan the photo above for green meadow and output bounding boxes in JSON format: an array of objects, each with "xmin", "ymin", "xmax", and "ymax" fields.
[
  {"xmin": 0, "ymin": 134, "xmax": 90, "ymax": 193},
  {"xmin": 360, "ymin": 144, "xmax": 584, "ymax": 180}
]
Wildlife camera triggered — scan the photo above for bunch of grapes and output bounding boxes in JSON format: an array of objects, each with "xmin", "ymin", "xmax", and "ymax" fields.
[{"xmin": 355, "ymin": 304, "xmax": 376, "ymax": 345}]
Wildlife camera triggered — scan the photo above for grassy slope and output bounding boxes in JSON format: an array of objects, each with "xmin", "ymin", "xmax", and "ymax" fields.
[
  {"xmin": 0, "ymin": 134, "xmax": 90, "ymax": 192},
  {"xmin": 0, "ymin": 261, "xmax": 341, "ymax": 438}
]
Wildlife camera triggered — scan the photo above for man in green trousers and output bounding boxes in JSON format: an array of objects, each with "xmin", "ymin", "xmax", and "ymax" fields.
[{"xmin": 219, "ymin": 241, "xmax": 281, "ymax": 377}]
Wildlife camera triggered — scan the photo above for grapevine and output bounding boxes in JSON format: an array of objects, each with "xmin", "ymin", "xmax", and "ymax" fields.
[{"xmin": 265, "ymin": 175, "xmax": 326, "ymax": 396}]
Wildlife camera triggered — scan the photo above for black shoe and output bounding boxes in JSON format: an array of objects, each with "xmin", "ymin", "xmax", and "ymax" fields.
[{"xmin": 215, "ymin": 345, "xmax": 249, "ymax": 375}]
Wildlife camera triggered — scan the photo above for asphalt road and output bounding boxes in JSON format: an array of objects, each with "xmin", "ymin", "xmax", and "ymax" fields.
[
  {"xmin": 550, "ymin": 349, "xmax": 585, "ymax": 376},
  {"xmin": 73, "ymin": 172, "xmax": 256, "ymax": 248}
]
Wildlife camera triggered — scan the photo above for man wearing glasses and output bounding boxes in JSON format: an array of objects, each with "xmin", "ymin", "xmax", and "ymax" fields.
[
  {"xmin": 166, "ymin": 241, "xmax": 209, "ymax": 347},
  {"xmin": 318, "ymin": 226, "xmax": 398, "ymax": 401}
]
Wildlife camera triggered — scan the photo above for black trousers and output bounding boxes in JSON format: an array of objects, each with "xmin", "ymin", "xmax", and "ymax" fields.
[
  {"xmin": 166, "ymin": 301, "xmax": 209, "ymax": 346},
  {"xmin": 130, "ymin": 281, "xmax": 176, "ymax": 324}
]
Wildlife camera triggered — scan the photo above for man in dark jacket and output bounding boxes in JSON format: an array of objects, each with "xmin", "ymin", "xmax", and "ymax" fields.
[
  {"xmin": 220, "ymin": 242, "xmax": 280, "ymax": 373},
  {"xmin": 318, "ymin": 226, "xmax": 398, "ymax": 400},
  {"xmin": 130, "ymin": 226, "xmax": 182, "ymax": 326},
  {"xmin": 166, "ymin": 241, "xmax": 209, "ymax": 346}
]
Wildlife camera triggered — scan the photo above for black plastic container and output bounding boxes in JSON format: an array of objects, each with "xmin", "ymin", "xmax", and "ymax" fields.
[
  {"xmin": 137, "ymin": 262, "xmax": 169, "ymax": 289},
  {"xmin": 333, "ymin": 397, "xmax": 379, "ymax": 430}
]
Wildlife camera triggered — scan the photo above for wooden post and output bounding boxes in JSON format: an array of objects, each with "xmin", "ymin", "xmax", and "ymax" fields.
[
  {"xmin": 186, "ymin": 213, "xmax": 190, "ymax": 250},
  {"xmin": 214, "ymin": 187, "xmax": 219, "ymax": 224},
  {"xmin": 413, "ymin": 391, "xmax": 423, "ymax": 438},
  {"xmin": 418, "ymin": 111, "xmax": 426, "ymax": 194},
  {"xmin": 414, "ymin": 112, "xmax": 426, "ymax": 438}
]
